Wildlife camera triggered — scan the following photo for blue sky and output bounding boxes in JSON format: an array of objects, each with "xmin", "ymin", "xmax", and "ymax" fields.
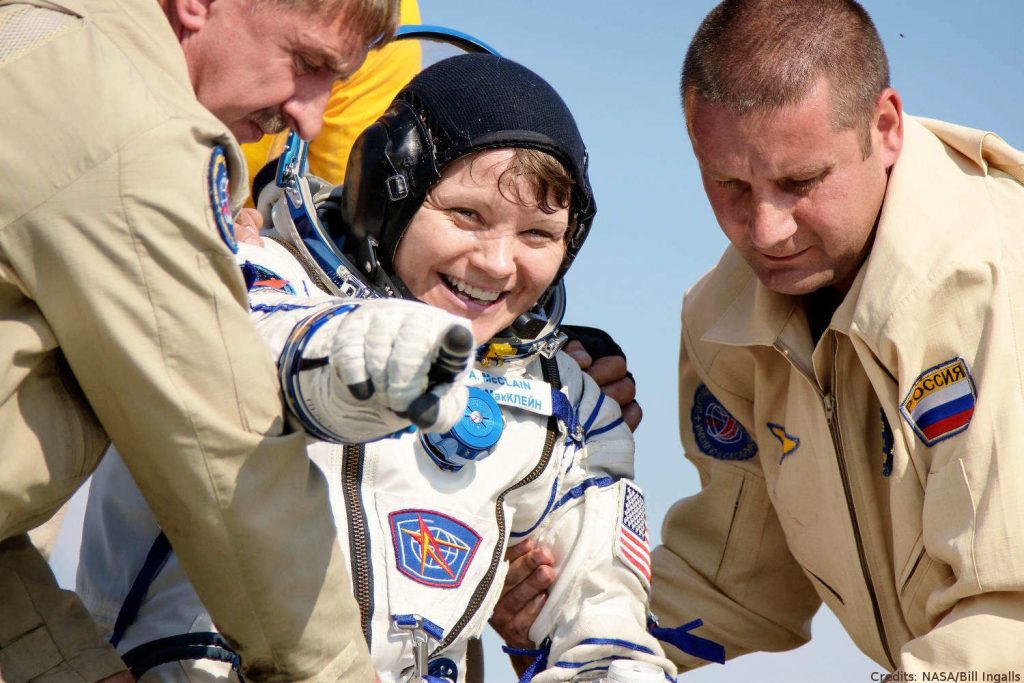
[{"xmin": 49, "ymin": 2, "xmax": 1023, "ymax": 681}]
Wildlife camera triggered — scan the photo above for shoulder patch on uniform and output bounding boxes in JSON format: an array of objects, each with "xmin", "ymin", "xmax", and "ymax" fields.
[
  {"xmin": 767, "ymin": 423, "xmax": 800, "ymax": 463},
  {"xmin": 207, "ymin": 146, "xmax": 236, "ymax": 253},
  {"xmin": 616, "ymin": 481, "xmax": 651, "ymax": 591},
  {"xmin": 691, "ymin": 384, "xmax": 758, "ymax": 460},
  {"xmin": 900, "ymin": 357, "xmax": 976, "ymax": 446},
  {"xmin": 389, "ymin": 510, "xmax": 481, "ymax": 589}
]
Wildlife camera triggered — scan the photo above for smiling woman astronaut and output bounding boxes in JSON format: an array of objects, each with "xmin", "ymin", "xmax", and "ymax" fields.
[{"xmin": 75, "ymin": 55, "xmax": 723, "ymax": 682}]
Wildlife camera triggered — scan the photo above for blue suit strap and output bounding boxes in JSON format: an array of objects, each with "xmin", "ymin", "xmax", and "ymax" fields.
[
  {"xmin": 110, "ymin": 531, "xmax": 173, "ymax": 648},
  {"xmin": 503, "ymin": 638, "xmax": 551, "ymax": 683},
  {"xmin": 648, "ymin": 617, "xmax": 725, "ymax": 664},
  {"xmin": 121, "ymin": 632, "xmax": 244, "ymax": 680}
]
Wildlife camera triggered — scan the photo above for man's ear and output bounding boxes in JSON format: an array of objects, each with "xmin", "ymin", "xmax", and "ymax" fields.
[
  {"xmin": 175, "ymin": 0, "xmax": 213, "ymax": 32},
  {"xmin": 874, "ymin": 87, "xmax": 903, "ymax": 168}
]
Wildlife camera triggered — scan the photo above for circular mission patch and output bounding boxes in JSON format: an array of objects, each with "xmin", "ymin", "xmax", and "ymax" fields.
[
  {"xmin": 207, "ymin": 146, "xmax": 237, "ymax": 253},
  {"xmin": 691, "ymin": 384, "xmax": 758, "ymax": 460}
]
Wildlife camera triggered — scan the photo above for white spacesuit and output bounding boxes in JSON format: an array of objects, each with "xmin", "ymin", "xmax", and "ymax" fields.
[
  {"xmin": 77, "ymin": 234, "xmax": 671, "ymax": 682},
  {"xmin": 75, "ymin": 54, "xmax": 699, "ymax": 683}
]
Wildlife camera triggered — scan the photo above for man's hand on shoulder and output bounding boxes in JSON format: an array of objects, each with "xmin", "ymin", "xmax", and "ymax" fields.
[{"xmin": 561, "ymin": 325, "xmax": 642, "ymax": 431}]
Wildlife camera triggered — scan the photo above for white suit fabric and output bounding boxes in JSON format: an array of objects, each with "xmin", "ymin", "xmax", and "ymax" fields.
[{"xmin": 78, "ymin": 237, "xmax": 676, "ymax": 682}]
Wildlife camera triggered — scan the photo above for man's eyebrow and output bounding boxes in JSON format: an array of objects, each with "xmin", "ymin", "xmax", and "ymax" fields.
[
  {"xmin": 302, "ymin": 40, "xmax": 355, "ymax": 78},
  {"xmin": 315, "ymin": 50, "xmax": 350, "ymax": 77},
  {"xmin": 777, "ymin": 163, "xmax": 832, "ymax": 180},
  {"xmin": 695, "ymin": 162, "xmax": 733, "ymax": 180}
]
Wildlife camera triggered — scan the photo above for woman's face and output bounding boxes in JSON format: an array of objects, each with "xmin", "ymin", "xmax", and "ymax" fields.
[{"xmin": 394, "ymin": 148, "xmax": 569, "ymax": 343}]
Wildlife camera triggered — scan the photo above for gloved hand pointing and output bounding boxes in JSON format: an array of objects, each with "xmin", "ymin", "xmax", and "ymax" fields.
[{"xmin": 325, "ymin": 299, "xmax": 475, "ymax": 442}]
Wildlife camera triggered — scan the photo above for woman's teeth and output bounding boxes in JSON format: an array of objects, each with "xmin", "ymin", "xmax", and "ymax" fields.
[{"xmin": 445, "ymin": 275, "xmax": 500, "ymax": 303}]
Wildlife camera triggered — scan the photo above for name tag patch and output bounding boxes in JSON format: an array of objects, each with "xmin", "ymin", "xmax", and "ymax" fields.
[
  {"xmin": 691, "ymin": 384, "xmax": 757, "ymax": 460},
  {"xmin": 466, "ymin": 368, "xmax": 552, "ymax": 416},
  {"xmin": 900, "ymin": 357, "xmax": 976, "ymax": 446}
]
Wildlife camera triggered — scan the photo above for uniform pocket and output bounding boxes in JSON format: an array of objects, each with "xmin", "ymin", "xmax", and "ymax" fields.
[{"xmin": 898, "ymin": 543, "xmax": 953, "ymax": 636}]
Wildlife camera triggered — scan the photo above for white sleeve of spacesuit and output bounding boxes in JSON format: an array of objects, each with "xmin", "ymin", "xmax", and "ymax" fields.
[
  {"xmin": 525, "ymin": 354, "xmax": 676, "ymax": 682},
  {"xmin": 236, "ymin": 242, "xmax": 472, "ymax": 444}
]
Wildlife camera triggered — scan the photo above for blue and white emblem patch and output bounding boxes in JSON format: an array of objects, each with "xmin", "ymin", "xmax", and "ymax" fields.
[
  {"xmin": 691, "ymin": 384, "xmax": 757, "ymax": 460},
  {"xmin": 207, "ymin": 146, "xmax": 236, "ymax": 253},
  {"xmin": 389, "ymin": 510, "xmax": 481, "ymax": 588}
]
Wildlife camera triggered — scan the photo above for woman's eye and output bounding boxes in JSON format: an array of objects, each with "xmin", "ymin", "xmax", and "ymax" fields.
[
  {"xmin": 523, "ymin": 228, "xmax": 562, "ymax": 243},
  {"xmin": 451, "ymin": 208, "xmax": 480, "ymax": 222}
]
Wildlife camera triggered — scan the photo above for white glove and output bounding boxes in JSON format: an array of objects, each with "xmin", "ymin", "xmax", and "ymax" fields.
[{"xmin": 284, "ymin": 299, "xmax": 474, "ymax": 444}]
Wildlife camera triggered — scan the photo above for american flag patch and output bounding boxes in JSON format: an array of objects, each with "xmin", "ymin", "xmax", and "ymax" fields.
[{"xmin": 616, "ymin": 481, "xmax": 651, "ymax": 589}]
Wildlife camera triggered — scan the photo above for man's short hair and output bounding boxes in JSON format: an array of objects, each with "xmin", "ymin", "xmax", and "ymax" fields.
[
  {"xmin": 682, "ymin": 0, "xmax": 889, "ymax": 155},
  {"xmin": 269, "ymin": 0, "xmax": 400, "ymax": 48}
]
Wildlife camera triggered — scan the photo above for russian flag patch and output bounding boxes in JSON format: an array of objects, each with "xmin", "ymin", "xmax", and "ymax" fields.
[
  {"xmin": 900, "ymin": 357, "xmax": 976, "ymax": 446},
  {"xmin": 616, "ymin": 481, "xmax": 651, "ymax": 590}
]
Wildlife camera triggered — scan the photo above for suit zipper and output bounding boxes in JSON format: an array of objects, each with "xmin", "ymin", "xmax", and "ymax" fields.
[
  {"xmin": 431, "ymin": 355, "xmax": 561, "ymax": 654},
  {"xmin": 265, "ymin": 234, "xmax": 332, "ymax": 294},
  {"xmin": 342, "ymin": 443, "xmax": 373, "ymax": 643},
  {"xmin": 776, "ymin": 340, "xmax": 896, "ymax": 670}
]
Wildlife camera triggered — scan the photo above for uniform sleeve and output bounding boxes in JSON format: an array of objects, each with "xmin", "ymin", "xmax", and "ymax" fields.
[
  {"xmin": 882, "ymin": 213, "xmax": 1024, "ymax": 673},
  {"xmin": 237, "ymin": 240, "xmax": 393, "ymax": 444},
  {"xmin": 649, "ymin": 320, "xmax": 821, "ymax": 671},
  {"xmin": 1, "ymin": 123, "xmax": 372, "ymax": 681},
  {"xmin": 524, "ymin": 355, "xmax": 676, "ymax": 682}
]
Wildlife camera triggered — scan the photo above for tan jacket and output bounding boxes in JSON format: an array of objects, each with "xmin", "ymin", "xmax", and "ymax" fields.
[
  {"xmin": 652, "ymin": 117, "xmax": 1024, "ymax": 673},
  {"xmin": 0, "ymin": 0, "xmax": 370, "ymax": 680}
]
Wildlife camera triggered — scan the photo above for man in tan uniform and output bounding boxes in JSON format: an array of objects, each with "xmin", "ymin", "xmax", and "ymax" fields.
[
  {"xmin": 652, "ymin": 0, "xmax": 1024, "ymax": 674},
  {"xmin": 0, "ymin": 0, "xmax": 401, "ymax": 680}
]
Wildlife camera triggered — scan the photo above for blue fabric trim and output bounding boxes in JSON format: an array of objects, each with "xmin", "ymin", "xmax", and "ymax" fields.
[
  {"xmin": 587, "ymin": 416, "xmax": 625, "ymax": 439},
  {"xmin": 553, "ymin": 655, "xmax": 616, "ymax": 669},
  {"xmin": 509, "ymin": 475, "xmax": 560, "ymax": 539},
  {"xmin": 649, "ymin": 617, "xmax": 725, "ymax": 664},
  {"xmin": 278, "ymin": 303, "xmax": 359, "ymax": 442},
  {"xmin": 392, "ymin": 614, "xmax": 444, "ymax": 641},
  {"xmin": 503, "ymin": 639, "xmax": 550, "ymax": 683},
  {"xmin": 110, "ymin": 531, "xmax": 173, "ymax": 647},
  {"xmin": 250, "ymin": 302, "xmax": 320, "ymax": 313},
  {"xmin": 122, "ymin": 632, "xmax": 243, "ymax": 680},
  {"xmin": 573, "ymin": 637, "xmax": 655, "ymax": 654},
  {"xmin": 551, "ymin": 476, "xmax": 616, "ymax": 512},
  {"xmin": 393, "ymin": 614, "xmax": 418, "ymax": 628},
  {"xmin": 582, "ymin": 392, "xmax": 606, "ymax": 435},
  {"xmin": 550, "ymin": 388, "xmax": 580, "ymax": 442},
  {"xmin": 423, "ymin": 618, "xmax": 444, "ymax": 641}
]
